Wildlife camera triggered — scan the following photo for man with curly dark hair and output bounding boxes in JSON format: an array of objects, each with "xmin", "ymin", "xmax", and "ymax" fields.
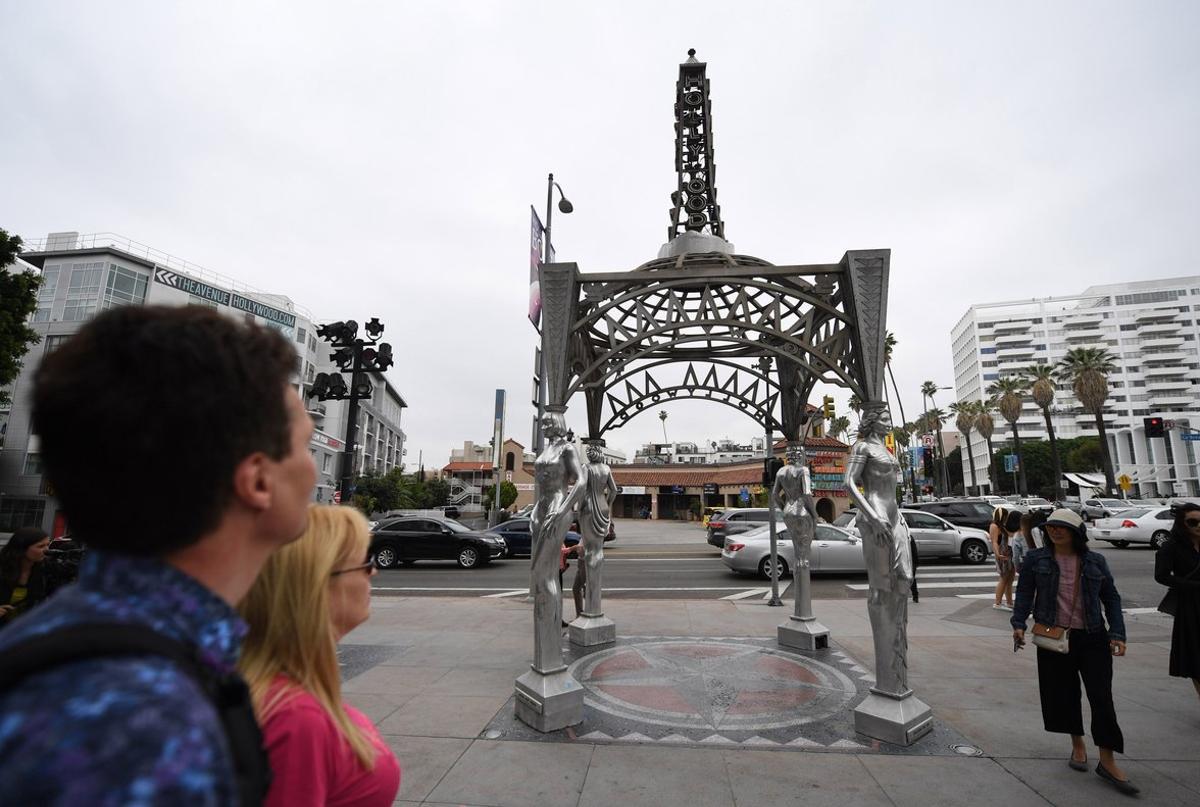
[{"xmin": 0, "ymin": 305, "xmax": 316, "ymax": 805}]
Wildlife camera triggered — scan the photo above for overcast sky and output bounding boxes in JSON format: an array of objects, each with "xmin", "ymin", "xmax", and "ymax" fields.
[{"xmin": 3, "ymin": 2, "xmax": 1196, "ymax": 467}]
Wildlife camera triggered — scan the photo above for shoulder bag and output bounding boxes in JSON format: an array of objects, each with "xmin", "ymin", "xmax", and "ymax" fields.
[
  {"xmin": 1158, "ymin": 549, "xmax": 1200, "ymax": 617},
  {"xmin": 1032, "ymin": 560, "xmax": 1081, "ymax": 654}
]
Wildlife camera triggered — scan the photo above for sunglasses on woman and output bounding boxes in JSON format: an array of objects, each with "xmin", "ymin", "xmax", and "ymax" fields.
[
  {"xmin": 1185, "ymin": 518, "xmax": 1200, "ymax": 528},
  {"xmin": 331, "ymin": 552, "xmax": 377, "ymax": 577}
]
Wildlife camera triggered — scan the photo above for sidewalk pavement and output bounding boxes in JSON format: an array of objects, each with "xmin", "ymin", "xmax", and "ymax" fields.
[{"xmin": 342, "ymin": 594, "xmax": 1200, "ymax": 806}]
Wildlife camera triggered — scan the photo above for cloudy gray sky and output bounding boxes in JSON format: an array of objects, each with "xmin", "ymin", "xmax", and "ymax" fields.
[{"xmin": 3, "ymin": 2, "xmax": 1196, "ymax": 467}]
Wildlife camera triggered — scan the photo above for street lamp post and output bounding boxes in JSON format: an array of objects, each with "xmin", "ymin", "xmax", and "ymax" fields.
[
  {"xmin": 758, "ymin": 356, "xmax": 783, "ymax": 607},
  {"xmin": 310, "ymin": 318, "xmax": 395, "ymax": 503},
  {"xmin": 532, "ymin": 173, "xmax": 573, "ymax": 454},
  {"xmin": 921, "ymin": 385, "xmax": 953, "ymax": 497}
]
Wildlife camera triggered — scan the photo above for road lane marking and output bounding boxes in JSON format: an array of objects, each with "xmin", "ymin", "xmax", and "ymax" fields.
[
  {"xmin": 915, "ymin": 571, "xmax": 997, "ymax": 579},
  {"xmin": 483, "ymin": 590, "xmax": 528, "ymax": 598},
  {"xmin": 846, "ymin": 581, "xmax": 997, "ymax": 591},
  {"xmin": 721, "ymin": 588, "xmax": 770, "ymax": 600}
]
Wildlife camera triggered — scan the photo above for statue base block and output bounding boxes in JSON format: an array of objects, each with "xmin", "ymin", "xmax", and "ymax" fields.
[
  {"xmin": 514, "ymin": 668, "xmax": 584, "ymax": 733},
  {"xmin": 854, "ymin": 690, "xmax": 933, "ymax": 746},
  {"xmin": 568, "ymin": 614, "xmax": 616, "ymax": 647},
  {"xmin": 777, "ymin": 618, "xmax": 830, "ymax": 651}
]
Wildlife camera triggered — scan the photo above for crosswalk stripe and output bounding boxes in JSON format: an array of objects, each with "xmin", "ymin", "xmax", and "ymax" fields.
[
  {"xmin": 482, "ymin": 590, "xmax": 528, "ymax": 598},
  {"xmin": 720, "ymin": 588, "xmax": 769, "ymax": 601},
  {"xmin": 846, "ymin": 581, "xmax": 998, "ymax": 591},
  {"xmin": 916, "ymin": 571, "xmax": 998, "ymax": 579}
]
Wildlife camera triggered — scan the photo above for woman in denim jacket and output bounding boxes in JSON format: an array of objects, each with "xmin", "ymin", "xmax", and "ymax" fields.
[{"xmin": 1011, "ymin": 509, "xmax": 1137, "ymax": 796}]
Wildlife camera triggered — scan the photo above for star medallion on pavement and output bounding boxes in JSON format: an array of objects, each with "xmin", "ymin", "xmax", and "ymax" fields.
[{"xmin": 569, "ymin": 639, "xmax": 856, "ymax": 732}]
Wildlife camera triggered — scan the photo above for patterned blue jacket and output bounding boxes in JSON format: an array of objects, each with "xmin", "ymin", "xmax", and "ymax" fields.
[{"xmin": 0, "ymin": 551, "xmax": 247, "ymax": 806}]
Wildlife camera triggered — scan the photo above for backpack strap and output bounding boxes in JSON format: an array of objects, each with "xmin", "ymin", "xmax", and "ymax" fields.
[{"xmin": 0, "ymin": 623, "xmax": 271, "ymax": 806}]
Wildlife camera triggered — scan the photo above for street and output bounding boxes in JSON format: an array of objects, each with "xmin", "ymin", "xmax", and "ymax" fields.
[{"xmin": 372, "ymin": 518, "xmax": 1168, "ymax": 608}]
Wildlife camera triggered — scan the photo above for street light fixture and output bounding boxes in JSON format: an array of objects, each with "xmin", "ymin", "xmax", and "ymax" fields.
[{"xmin": 309, "ymin": 316, "xmax": 395, "ymax": 503}]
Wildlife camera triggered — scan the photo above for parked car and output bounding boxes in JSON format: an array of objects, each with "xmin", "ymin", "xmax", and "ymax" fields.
[
  {"xmin": 706, "ymin": 508, "xmax": 773, "ymax": 548},
  {"xmin": 702, "ymin": 507, "xmax": 724, "ymax": 528},
  {"xmin": 1092, "ymin": 507, "xmax": 1175, "ymax": 549},
  {"xmin": 493, "ymin": 517, "xmax": 596, "ymax": 557},
  {"xmin": 1081, "ymin": 498, "xmax": 1133, "ymax": 523},
  {"xmin": 837, "ymin": 508, "xmax": 993, "ymax": 564},
  {"xmin": 370, "ymin": 515, "xmax": 505, "ymax": 569},
  {"xmin": 908, "ymin": 499, "xmax": 996, "ymax": 532},
  {"xmin": 722, "ymin": 523, "xmax": 864, "ymax": 578},
  {"xmin": 1013, "ymin": 497, "xmax": 1055, "ymax": 515},
  {"xmin": 980, "ymin": 495, "xmax": 1009, "ymax": 509}
]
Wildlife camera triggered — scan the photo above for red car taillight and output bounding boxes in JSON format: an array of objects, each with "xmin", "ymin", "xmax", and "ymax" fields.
[
  {"xmin": 726, "ymin": 543, "xmax": 745, "ymax": 552},
  {"xmin": 710, "ymin": 521, "xmax": 726, "ymax": 530},
  {"xmin": 1120, "ymin": 520, "xmax": 1137, "ymax": 528}
]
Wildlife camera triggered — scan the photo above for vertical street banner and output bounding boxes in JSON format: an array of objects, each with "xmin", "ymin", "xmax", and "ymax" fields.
[
  {"xmin": 528, "ymin": 207, "xmax": 544, "ymax": 326},
  {"xmin": 493, "ymin": 389, "xmax": 507, "ymax": 469}
]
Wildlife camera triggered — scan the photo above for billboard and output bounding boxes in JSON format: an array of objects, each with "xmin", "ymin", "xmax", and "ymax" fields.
[
  {"xmin": 493, "ymin": 389, "xmax": 506, "ymax": 469},
  {"xmin": 528, "ymin": 207, "xmax": 544, "ymax": 326}
]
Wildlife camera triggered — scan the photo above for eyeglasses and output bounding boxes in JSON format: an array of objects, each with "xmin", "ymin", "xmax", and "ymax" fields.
[
  {"xmin": 331, "ymin": 553, "xmax": 376, "ymax": 577},
  {"xmin": 1185, "ymin": 519, "xmax": 1200, "ymax": 528}
]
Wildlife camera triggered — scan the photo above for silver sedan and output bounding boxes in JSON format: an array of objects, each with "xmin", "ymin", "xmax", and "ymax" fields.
[
  {"xmin": 1093, "ymin": 507, "xmax": 1175, "ymax": 549},
  {"xmin": 836, "ymin": 509, "xmax": 993, "ymax": 565},
  {"xmin": 722, "ymin": 523, "xmax": 866, "ymax": 578}
]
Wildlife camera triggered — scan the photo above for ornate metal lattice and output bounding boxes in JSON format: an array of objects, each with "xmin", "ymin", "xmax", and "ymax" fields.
[
  {"xmin": 536, "ymin": 52, "xmax": 891, "ymax": 444},
  {"xmin": 669, "ymin": 49, "xmax": 724, "ymax": 241}
]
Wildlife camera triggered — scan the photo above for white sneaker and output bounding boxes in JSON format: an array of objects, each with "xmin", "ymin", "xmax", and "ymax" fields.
[{"xmin": 992, "ymin": 603, "xmax": 1010, "ymax": 611}]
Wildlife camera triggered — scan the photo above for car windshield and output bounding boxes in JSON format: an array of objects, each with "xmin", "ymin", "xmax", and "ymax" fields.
[
  {"xmin": 1099, "ymin": 499, "xmax": 1128, "ymax": 507},
  {"xmin": 833, "ymin": 512, "xmax": 856, "ymax": 527},
  {"xmin": 1025, "ymin": 498, "xmax": 1051, "ymax": 505}
]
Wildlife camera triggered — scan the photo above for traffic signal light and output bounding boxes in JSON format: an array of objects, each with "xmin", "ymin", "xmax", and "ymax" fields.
[
  {"xmin": 822, "ymin": 395, "xmax": 835, "ymax": 419},
  {"xmin": 763, "ymin": 457, "xmax": 785, "ymax": 485},
  {"xmin": 922, "ymin": 448, "xmax": 935, "ymax": 478},
  {"xmin": 1144, "ymin": 416, "xmax": 1165, "ymax": 438}
]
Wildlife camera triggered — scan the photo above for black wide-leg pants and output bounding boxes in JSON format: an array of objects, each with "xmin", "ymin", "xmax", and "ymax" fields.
[{"xmin": 1036, "ymin": 629, "xmax": 1125, "ymax": 753}]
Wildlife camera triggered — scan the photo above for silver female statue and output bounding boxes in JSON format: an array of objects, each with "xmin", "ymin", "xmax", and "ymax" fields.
[
  {"xmin": 569, "ymin": 442, "xmax": 618, "ymax": 645},
  {"xmin": 844, "ymin": 404, "xmax": 913, "ymax": 697},
  {"xmin": 529, "ymin": 410, "xmax": 588, "ymax": 672},
  {"xmin": 515, "ymin": 408, "xmax": 589, "ymax": 732},
  {"xmin": 773, "ymin": 443, "xmax": 829, "ymax": 649}
]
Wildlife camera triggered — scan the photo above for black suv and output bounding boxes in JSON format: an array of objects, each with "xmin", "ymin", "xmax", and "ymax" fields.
[
  {"xmin": 908, "ymin": 500, "xmax": 995, "ymax": 532},
  {"xmin": 370, "ymin": 516, "xmax": 505, "ymax": 569}
]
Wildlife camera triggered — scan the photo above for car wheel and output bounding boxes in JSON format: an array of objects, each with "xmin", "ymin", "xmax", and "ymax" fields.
[
  {"xmin": 960, "ymin": 539, "xmax": 988, "ymax": 565},
  {"xmin": 458, "ymin": 545, "xmax": 481, "ymax": 569},
  {"xmin": 1150, "ymin": 531, "xmax": 1170, "ymax": 550},
  {"xmin": 374, "ymin": 545, "xmax": 399, "ymax": 569},
  {"xmin": 758, "ymin": 555, "xmax": 789, "ymax": 580},
  {"xmin": 1109, "ymin": 540, "xmax": 1130, "ymax": 549}
]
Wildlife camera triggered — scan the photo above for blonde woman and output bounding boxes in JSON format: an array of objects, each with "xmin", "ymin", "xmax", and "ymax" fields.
[{"xmin": 239, "ymin": 505, "xmax": 401, "ymax": 806}]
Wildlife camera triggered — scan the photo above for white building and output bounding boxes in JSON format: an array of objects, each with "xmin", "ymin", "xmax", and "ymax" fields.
[
  {"xmin": 951, "ymin": 276, "xmax": 1200, "ymax": 498},
  {"xmin": 1, "ymin": 232, "xmax": 406, "ymax": 534}
]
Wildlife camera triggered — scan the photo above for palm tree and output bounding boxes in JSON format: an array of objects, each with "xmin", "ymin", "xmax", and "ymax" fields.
[
  {"xmin": 658, "ymin": 409, "xmax": 669, "ymax": 443},
  {"xmin": 920, "ymin": 381, "xmax": 950, "ymax": 495},
  {"xmin": 949, "ymin": 400, "xmax": 979, "ymax": 495},
  {"xmin": 1057, "ymin": 347, "xmax": 1119, "ymax": 494},
  {"xmin": 924, "ymin": 406, "xmax": 948, "ymax": 493},
  {"xmin": 828, "ymin": 416, "xmax": 851, "ymax": 441},
  {"xmin": 976, "ymin": 398, "xmax": 999, "ymax": 494},
  {"xmin": 1023, "ymin": 363, "xmax": 1064, "ymax": 500},
  {"xmin": 987, "ymin": 376, "xmax": 1030, "ymax": 495}
]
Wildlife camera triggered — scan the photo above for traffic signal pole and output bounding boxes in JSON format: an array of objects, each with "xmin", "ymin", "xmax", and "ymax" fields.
[{"xmin": 339, "ymin": 345, "xmax": 364, "ymax": 502}]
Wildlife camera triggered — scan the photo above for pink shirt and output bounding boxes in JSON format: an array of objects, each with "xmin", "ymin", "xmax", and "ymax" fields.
[
  {"xmin": 261, "ymin": 678, "xmax": 401, "ymax": 807},
  {"xmin": 1054, "ymin": 554, "xmax": 1086, "ymax": 629}
]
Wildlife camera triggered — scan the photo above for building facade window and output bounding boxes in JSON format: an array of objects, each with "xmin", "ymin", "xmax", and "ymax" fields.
[
  {"xmin": 102, "ymin": 264, "xmax": 149, "ymax": 309},
  {"xmin": 22, "ymin": 452, "xmax": 43, "ymax": 475},
  {"xmin": 0, "ymin": 497, "xmax": 46, "ymax": 531},
  {"xmin": 33, "ymin": 266, "xmax": 60, "ymax": 322},
  {"xmin": 296, "ymin": 326, "xmax": 307, "ymax": 344},
  {"xmin": 62, "ymin": 262, "xmax": 105, "ymax": 321},
  {"xmin": 43, "ymin": 335, "xmax": 71, "ymax": 354}
]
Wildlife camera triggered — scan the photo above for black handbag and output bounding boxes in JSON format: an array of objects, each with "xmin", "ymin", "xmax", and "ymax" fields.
[{"xmin": 1159, "ymin": 551, "xmax": 1200, "ymax": 617}]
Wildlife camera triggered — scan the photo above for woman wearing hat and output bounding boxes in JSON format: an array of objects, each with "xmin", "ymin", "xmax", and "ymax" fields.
[{"xmin": 1011, "ymin": 508, "xmax": 1137, "ymax": 796}]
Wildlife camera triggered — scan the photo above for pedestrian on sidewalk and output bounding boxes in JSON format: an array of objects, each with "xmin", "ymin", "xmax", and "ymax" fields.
[
  {"xmin": 239, "ymin": 505, "xmax": 401, "ymax": 807},
  {"xmin": 1011, "ymin": 509, "xmax": 1137, "ymax": 796},
  {"xmin": 1012, "ymin": 511, "xmax": 1041, "ymax": 573},
  {"xmin": 0, "ymin": 306, "xmax": 314, "ymax": 806},
  {"xmin": 0, "ymin": 527, "xmax": 54, "ymax": 626},
  {"xmin": 990, "ymin": 507, "xmax": 1020, "ymax": 610},
  {"xmin": 1154, "ymin": 503, "xmax": 1200, "ymax": 703},
  {"xmin": 560, "ymin": 539, "xmax": 583, "ymax": 625}
]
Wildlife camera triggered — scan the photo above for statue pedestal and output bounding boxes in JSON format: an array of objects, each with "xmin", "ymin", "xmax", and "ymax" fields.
[
  {"xmin": 568, "ymin": 614, "xmax": 616, "ymax": 647},
  {"xmin": 514, "ymin": 667, "xmax": 584, "ymax": 733},
  {"xmin": 854, "ymin": 689, "xmax": 933, "ymax": 747},
  {"xmin": 777, "ymin": 616, "xmax": 830, "ymax": 651}
]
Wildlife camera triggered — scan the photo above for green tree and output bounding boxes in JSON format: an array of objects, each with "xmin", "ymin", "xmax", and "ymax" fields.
[
  {"xmin": 1057, "ymin": 347, "xmax": 1119, "ymax": 494},
  {"xmin": 483, "ymin": 480, "xmax": 518, "ymax": 511},
  {"xmin": 425, "ymin": 477, "xmax": 451, "ymax": 508},
  {"xmin": 828, "ymin": 415, "xmax": 851, "ymax": 441},
  {"xmin": 976, "ymin": 398, "xmax": 999, "ymax": 494},
  {"xmin": 920, "ymin": 381, "xmax": 950, "ymax": 496},
  {"xmin": 0, "ymin": 230, "xmax": 40, "ymax": 406},
  {"xmin": 987, "ymin": 376, "xmax": 1030, "ymax": 495},
  {"xmin": 1023, "ymin": 363, "xmax": 1065, "ymax": 500},
  {"xmin": 1066, "ymin": 437, "xmax": 1105, "ymax": 476},
  {"xmin": 948, "ymin": 400, "xmax": 979, "ymax": 495},
  {"xmin": 944, "ymin": 446, "xmax": 964, "ymax": 494}
]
